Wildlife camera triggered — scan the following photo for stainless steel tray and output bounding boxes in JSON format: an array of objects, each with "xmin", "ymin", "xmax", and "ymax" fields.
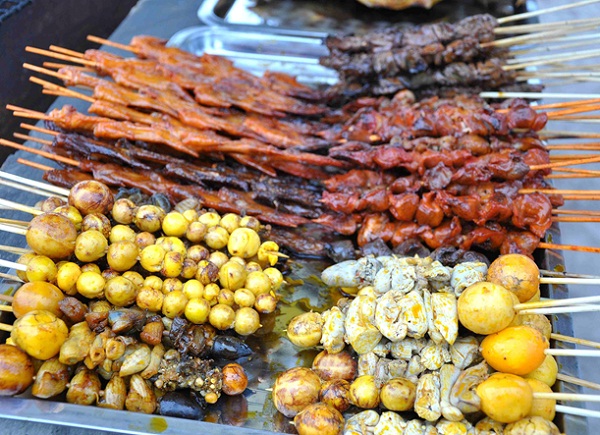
[
  {"xmin": 197, "ymin": 0, "xmax": 523, "ymax": 35},
  {"xmin": 168, "ymin": 26, "xmax": 338, "ymax": 85}
]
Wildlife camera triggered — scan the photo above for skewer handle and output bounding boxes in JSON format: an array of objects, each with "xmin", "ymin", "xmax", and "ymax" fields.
[
  {"xmin": 0, "ymin": 324, "xmax": 12, "ymax": 332},
  {"xmin": 557, "ymin": 373, "xmax": 600, "ymax": 391},
  {"xmin": 535, "ymin": 392, "xmax": 600, "ymax": 402},
  {"xmin": 556, "ymin": 404, "xmax": 600, "ymax": 419},
  {"xmin": 0, "ymin": 259, "xmax": 27, "ymax": 272},
  {"xmin": 540, "ymin": 277, "xmax": 600, "ymax": 285},
  {"xmin": 546, "ymin": 349, "xmax": 600, "ymax": 357}
]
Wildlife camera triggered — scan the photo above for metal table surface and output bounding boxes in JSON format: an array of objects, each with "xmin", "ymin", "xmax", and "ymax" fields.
[{"xmin": 0, "ymin": 0, "xmax": 599, "ymax": 434}]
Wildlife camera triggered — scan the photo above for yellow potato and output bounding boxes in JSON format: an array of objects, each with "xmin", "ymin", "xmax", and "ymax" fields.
[
  {"xmin": 458, "ymin": 281, "xmax": 519, "ymax": 335},
  {"xmin": 524, "ymin": 354, "xmax": 558, "ymax": 387},
  {"xmin": 526, "ymin": 378, "xmax": 556, "ymax": 421},
  {"xmin": 11, "ymin": 310, "xmax": 69, "ymax": 360},
  {"xmin": 476, "ymin": 372, "xmax": 533, "ymax": 424},
  {"xmin": 487, "ymin": 254, "xmax": 540, "ymax": 303}
]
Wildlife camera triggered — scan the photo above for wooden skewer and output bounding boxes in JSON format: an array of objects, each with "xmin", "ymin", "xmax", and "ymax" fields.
[
  {"xmin": 540, "ymin": 269, "xmax": 600, "ymax": 279},
  {"xmin": 25, "ymin": 46, "xmax": 96, "ymax": 67},
  {"xmin": 557, "ymin": 373, "xmax": 600, "ymax": 391},
  {"xmin": 536, "ymin": 391, "xmax": 600, "ymax": 401},
  {"xmin": 552, "ymin": 333, "xmax": 600, "ymax": 350},
  {"xmin": 20, "ymin": 123, "xmax": 58, "ymax": 136},
  {"xmin": 507, "ymin": 48, "xmax": 600, "ymax": 70},
  {"xmin": 87, "ymin": 35, "xmax": 137, "ymax": 53},
  {"xmin": 550, "ymin": 154, "xmax": 600, "ymax": 162},
  {"xmin": 0, "ymin": 324, "xmax": 12, "ymax": 332},
  {"xmin": 556, "ymin": 404, "xmax": 600, "ymax": 419},
  {"xmin": 22, "ymin": 63, "xmax": 71, "ymax": 82},
  {"xmin": 0, "ymin": 217, "xmax": 29, "ymax": 227},
  {"xmin": 554, "ymin": 167, "xmax": 600, "ymax": 175},
  {"xmin": 17, "ymin": 158, "xmax": 54, "ymax": 172},
  {"xmin": 0, "ymin": 138, "xmax": 80, "ymax": 167},
  {"xmin": 530, "ymin": 154, "xmax": 600, "ymax": 170},
  {"xmin": 553, "ymin": 216, "xmax": 600, "ymax": 222},
  {"xmin": 42, "ymin": 61, "xmax": 94, "ymax": 71},
  {"xmin": 541, "ymin": 131, "xmax": 600, "ymax": 139},
  {"xmin": 553, "ymin": 209, "xmax": 600, "ymax": 217},
  {"xmin": 511, "ymin": 35, "xmax": 600, "ymax": 56},
  {"xmin": 0, "ymin": 198, "xmax": 42, "ymax": 216},
  {"xmin": 486, "ymin": 23, "xmax": 600, "ymax": 49},
  {"xmin": 0, "ymin": 272, "xmax": 22, "ymax": 283},
  {"xmin": 520, "ymin": 188, "xmax": 600, "ymax": 195},
  {"xmin": 539, "ymin": 241, "xmax": 600, "ymax": 254},
  {"xmin": 562, "ymin": 195, "xmax": 600, "ymax": 200},
  {"xmin": 13, "ymin": 132, "xmax": 52, "ymax": 146},
  {"xmin": 29, "ymin": 76, "xmax": 95, "ymax": 103},
  {"xmin": 5, "ymin": 104, "xmax": 44, "ymax": 115},
  {"xmin": 497, "ymin": 17, "xmax": 600, "ymax": 35},
  {"xmin": 0, "ymin": 305, "xmax": 13, "ymax": 313},
  {"xmin": 0, "ymin": 293, "xmax": 14, "ymax": 303},
  {"xmin": 507, "ymin": 47, "xmax": 600, "ymax": 68},
  {"xmin": 546, "ymin": 143, "xmax": 600, "ymax": 150},
  {"xmin": 49, "ymin": 44, "xmax": 85, "ymax": 58},
  {"xmin": 545, "ymin": 349, "xmax": 600, "ymax": 357},
  {"xmin": 481, "ymin": 92, "xmax": 600, "ymax": 100},
  {"xmin": 516, "ymin": 295, "xmax": 600, "ymax": 311},
  {"xmin": 0, "ymin": 177, "xmax": 64, "ymax": 199},
  {"xmin": 520, "ymin": 305, "xmax": 600, "ymax": 315},
  {"xmin": 0, "ymin": 245, "xmax": 29, "ymax": 255},
  {"xmin": 0, "ymin": 171, "xmax": 69, "ymax": 197},
  {"xmin": 11, "ymin": 111, "xmax": 51, "ymax": 122},
  {"xmin": 498, "ymin": 0, "xmax": 600, "ymax": 24},
  {"xmin": 0, "ymin": 259, "xmax": 27, "ymax": 272},
  {"xmin": 546, "ymin": 173, "xmax": 600, "ymax": 179},
  {"xmin": 547, "ymin": 104, "xmax": 600, "ymax": 119}
]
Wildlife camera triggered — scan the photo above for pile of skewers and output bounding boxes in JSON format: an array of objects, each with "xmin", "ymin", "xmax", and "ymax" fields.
[
  {"xmin": 276, "ymin": 253, "xmax": 600, "ymax": 434},
  {"xmin": 4, "ymin": 26, "xmax": 600, "ymax": 259},
  {"xmin": 0, "ymin": 178, "xmax": 286, "ymax": 417}
]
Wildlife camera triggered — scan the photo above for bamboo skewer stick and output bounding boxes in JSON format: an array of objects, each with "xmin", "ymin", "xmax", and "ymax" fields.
[
  {"xmin": 520, "ymin": 188, "xmax": 600, "ymax": 195},
  {"xmin": 0, "ymin": 178, "xmax": 64, "ymax": 199},
  {"xmin": 553, "ymin": 209, "xmax": 600, "ymax": 217},
  {"xmin": 553, "ymin": 216, "xmax": 600, "ymax": 222},
  {"xmin": 497, "ymin": 0, "xmax": 600, "ymax": 24},
  {"xmin": 17, "ymin": 158, "xmax": 54, "ymax": 172},
  {"xmin": 0, "ymin": 171, "xmax": 69, "ymax": 197},
  {"xmin": 530, "ymin": 155, "xmax": 600, "ymax": 170},
  {"xmin": 540, "ymin": 131, "xmax": 600, "ymax": 139},
  {"xmin": 29, "ymin": 76, "xmax": 95, "ymax": 103},
  {"xmin": 545, "ymin": 349, "xmax": 600, "ymax": 357},
  {"xmin": 556, "ymin": 404, "xmax": 600, "ymax": 419},
  {"xmin": 540, "ymin": 269, "xmax": 600, "ymax": 279},
  {"xmin": 42, "ymin": 61, "xmax": 94, "ymax": 72},
  {"xmin": 0, "ymin": 259, "xmax": 26, "ymax": 272},
  {"xmin": 547, "ymin": 143, "xmax": 600, "ymax": 150},
  {"xmin": 87, "ymin": 35, "xmax": 137, "ymax": 53},
  {"xmin": 557, "ymin": 373, "xmax": 600, "ymax": 391},
  {"xmin": 20, "ymin": 123, "xmax": 58, "ymax": 136},
  {"xmin": 0, "ymin": 324, "xmax": 12, "ymax": 332},
  {"xmin": 481, "ymin": 92, "xmax": 600, "ymax": 100},
  {"xmin": 539, "ymin": 242, "xmax": 600, "ymax": 254},
  {"xmin": 516, "ymin": 295, "xmax": 600, "ymax": 311},
  {"xmin": 561, "ymin": 195, "xmax": 600, "ymax": 201},
  {"xmin": 0, "ymin": 198, "xmax": 42, "ymax": 216},
  {"xmin": 486, "ymin": 23, "xmax": 600, "ymax": 49},
  {"xmin": 0, "ymin": 138, "xmax": 80, "ymax": 167},
  {"xmin": 0, "ymin": 305, "xmax": 13, "ymax": 313},
  {"xmin": 546, "ymin": 173, "xmax": 600, "ymax": 179},
  {"xmin": 511, "ymin": 35, "xmax": 600, "ymax": 56},
  {"xmin": 0, "ymin": 223, "xmax": 28, "ymax": 236},
  {"xmin": 497, "ymin": 17, "xmax": 600, "ymax": 35},
  {"xmin": 0, "ymin": 272, "xmax": 22, "ymax": 283},
  {"xmin": 547, "ymin": 104, "xmax": 600, "ymax": 119},
  {"xmin": 23, "ymin": 63, "xmax": 71, "ymax": 82},
  {"xmin": 49, "ymin": 45, "xmax": 85, "ymax": 58},
  {"xmin": 0, "ymin": 244, "xmax": 30, "ymax": 255},
  {"xmin": 520, "ymin": 305, "xmax": 600, "ymax": 315},
  {"xmin": 0, "ymin": 217, "xmax": 29, "ymax": 227},
  {"xmin": 506, "ymin": 47, "xmax": 600, "ymax": 68},
  {"xmin": 0, "ymin": 294, "xmax": 13, "ymax": 303},
  {"xmin": 552, "ymin": 333, "xmax": 600, "ymax": 350},
  {"xmin": 25, "ymin": 46, "xmax": 96, "ymax": 67},
  {"xmin": 13, "ymin": 132, "xmax": 52, "ymax": 146}
]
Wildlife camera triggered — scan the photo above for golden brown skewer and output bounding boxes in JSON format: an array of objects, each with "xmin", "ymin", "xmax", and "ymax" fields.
[
  {"xmin": 546, "ymin": 143, "xmax": 600, "ymax": 150},
  {"xmin": 29, "ymin": 76, "xmax": 95, "ymax": 103},
  {"xmin": 42, "ymin": 61, "xmax": 94, "ymax": 72},
  {"xmin": 13, "ymin": 133, "xmax": 52, "ymax": 146},
  {"xmin": 20, "ymin": 123, "xmax": 58, "ymax": 137},
  {"xmin": 530, "ymin": 155, "xmax": 600, "ymax": 170},
  {"xmin": 553, "ymin": 216, "xmax": 600, "ymax": 223}
]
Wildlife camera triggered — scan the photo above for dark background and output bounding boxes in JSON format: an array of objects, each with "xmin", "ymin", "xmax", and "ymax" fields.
[{"xmin": 0, "ymin": 0, "xmax": 137, "ymax": 163}]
